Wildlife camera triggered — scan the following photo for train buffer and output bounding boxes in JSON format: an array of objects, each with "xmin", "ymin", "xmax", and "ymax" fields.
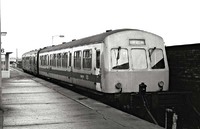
[{"xmin": 1, "ymin": 67, "xmax": 164, "ymax": 129}]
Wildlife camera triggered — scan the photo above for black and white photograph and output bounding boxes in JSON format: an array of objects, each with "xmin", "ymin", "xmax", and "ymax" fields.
[{"xmin": 1, "ymin": 0, "xmax": 200, "ymax": 129}]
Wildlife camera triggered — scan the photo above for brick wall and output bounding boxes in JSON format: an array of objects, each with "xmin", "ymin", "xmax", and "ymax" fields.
[{"xmin": 166, "ymin": 43, "xmax": 200, "ymax": 111}]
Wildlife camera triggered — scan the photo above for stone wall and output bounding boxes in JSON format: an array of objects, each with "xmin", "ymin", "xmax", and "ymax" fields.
[{"xmin": 166, "ymin": 43, "xmax": 200, "ymax": 111}]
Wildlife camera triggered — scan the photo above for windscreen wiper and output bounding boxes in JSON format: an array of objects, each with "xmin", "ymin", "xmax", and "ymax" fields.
[
  {"xmin": 149, "ymin": 47, "xmax": 156, "ymax": 61},
  {"xmin": 116, "ymin": 46, "xmax": 121, "ymax": 64}
]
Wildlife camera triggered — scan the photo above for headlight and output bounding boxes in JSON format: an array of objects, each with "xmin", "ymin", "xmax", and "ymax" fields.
[
  {"xmin": 158, "ymin": 81, "xmax": 164, "ymax": 87},
  {"xmin": 115, "ymin": 82, "xmax": 122, "ymax": 90}
]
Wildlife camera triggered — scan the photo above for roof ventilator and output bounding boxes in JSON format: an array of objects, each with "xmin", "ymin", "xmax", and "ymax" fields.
[{"xmin": 106, "ymin": 30, "xmax": 112, "ymax": 32}]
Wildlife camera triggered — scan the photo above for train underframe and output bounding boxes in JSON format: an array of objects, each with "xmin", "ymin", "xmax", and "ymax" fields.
[
  {"xmin": 66, "ymin": 81, "xmax": 194, "ymax": 128},
  {"xmin": 104, "ymin": 90, "xmax": 197, "ymax": 129}
]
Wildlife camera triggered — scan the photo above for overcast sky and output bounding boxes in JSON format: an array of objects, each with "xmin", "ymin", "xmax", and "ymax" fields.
[{"xmin": 1, "ymin": 0, "xmax": 200, "ymax": 58}]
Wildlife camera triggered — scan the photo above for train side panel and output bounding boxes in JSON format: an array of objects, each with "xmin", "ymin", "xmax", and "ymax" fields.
[
  {"xmin": 38, "ymin": 44, "xmax": 102, "ymax": 91},
  {"xmin": 39, "ymin": 49, "xmax": 73, "ymax": 84},
  {"xmin": 71, "ymin": 44, "xmax": 102, "ymax": 90}
]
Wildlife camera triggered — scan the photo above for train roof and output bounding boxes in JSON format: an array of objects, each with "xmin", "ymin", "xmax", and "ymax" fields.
[
  {"xmin": 22, "ymin": 49, "xmax": 39, "ymax": 57},
  {"xmin": 40, "ymin": 29, "xmax": 162, "ymax": 53}
]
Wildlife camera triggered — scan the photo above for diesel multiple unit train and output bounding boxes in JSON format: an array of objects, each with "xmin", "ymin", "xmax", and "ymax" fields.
[
  {"xmin": 22, "ymin": 29, "xmax": 188, "ymax": 126},
  {"xmin": 22, "ymin": 29, "xmax": 168, "ymax": 92}
]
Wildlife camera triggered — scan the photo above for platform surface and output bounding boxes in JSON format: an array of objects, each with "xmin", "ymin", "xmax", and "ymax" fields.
[{"xmin": 1, "ymin": 68, "xmax": 163, "ymax": 129}]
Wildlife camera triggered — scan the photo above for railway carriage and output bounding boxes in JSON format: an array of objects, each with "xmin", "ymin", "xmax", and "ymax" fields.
[{"xmin": 22, "ymin": 49, "xmax": 39, "ymax": 75}]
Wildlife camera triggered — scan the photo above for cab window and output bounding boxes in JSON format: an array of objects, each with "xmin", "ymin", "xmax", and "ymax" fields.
[
  {"xmin": 149, "ymin": 48, "xmax": 165, "ymax": 69},
  {"xmin": 131, "ymin": 49, "xmax": 147, "ymax": 69},
  {"xmin": 111, "ymin": 48, "xmax": 129, "ymax": 69}
]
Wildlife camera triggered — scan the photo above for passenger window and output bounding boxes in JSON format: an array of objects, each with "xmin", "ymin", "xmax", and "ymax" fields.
[
  {"xmin": 44, "ymin": 55, "xmax": 47, "ymax": 66},
  {"xmin": 44, "ymin": 55, "xmax": 46, "ymax": 66},
  {"xmin": 149, "ymin": 48, "xmax": 165, "ymax": 69},
  {"xmin": 57, "ymin": 53, "xmax": 61, "ymax": 67},
  {"xmin": 43, "ymin": 56, "xmax": 45, "ymax": 66},
  {"xmin": 40, "ymin": 56, "xmax": 42, "ymax": 65},
  {"xmin": 40, "ymin": 56, "xmax": 43, "ymax": 66},
  {"xmin": 131, "ymin": 49, "xmax": 147, "ymax": 69},
  {"xmin": 111, "ymin": 48, "xmax": 129, "ymax": 69},
  {"xmin": 83, "ymin": 49, "xmax": 92, "ymax": 69},
  {"xmin": 50, "ymin": 54, "xmax": 53, "ymax": 66},
  {"xmin": 53, "ymin": 54, "xmax": 56, "ymax": 67},
  {"xmin": 62, "ymin": 52, "xmax": 68, "ymax": 68},
  {"xmin": 96, "ymin": 50, "xmax": 100, "ymax": 68},
  {"xmin": 30, "ymin": 57, "xmax": 32, "ymax": 65},
  {"xmin": 74, "ymin": 51, "xmax": 81, "ymax": 69},
  {"xmin": 47, "ymin": 55, "xmax": 49, "ymax": 66}
]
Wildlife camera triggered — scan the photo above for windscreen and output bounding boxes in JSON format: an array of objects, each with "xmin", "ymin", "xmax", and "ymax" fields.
[
  {"xmin": 111, "ymin": 48, "xmax": 129, "ymax": 69},
  {"xmin": 131, "ymin": 49, "xmax": 147, "ymax": 69},
  {"xmin": 149, "ymin": 48, "xmax": 165, "ymax": 69}
]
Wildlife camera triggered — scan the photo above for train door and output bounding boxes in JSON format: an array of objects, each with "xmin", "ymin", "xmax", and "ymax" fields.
[
  {"xmin": 94, "ymin": 48, "xmax": 101, "ymax": 91},
  {"xmin": 67, "ymin": 50, "xmax": 73, "ymax": 84}
]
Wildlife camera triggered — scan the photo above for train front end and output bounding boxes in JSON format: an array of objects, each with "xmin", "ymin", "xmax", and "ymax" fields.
[{"xmin": 102, "ymin": 30, "xmax": 169, "ymax": 94}]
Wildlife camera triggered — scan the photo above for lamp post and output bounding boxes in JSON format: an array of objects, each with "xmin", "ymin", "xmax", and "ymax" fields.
[{"xmin": 52, "ymin": 35, "xmax": 64, "ymax": 45}]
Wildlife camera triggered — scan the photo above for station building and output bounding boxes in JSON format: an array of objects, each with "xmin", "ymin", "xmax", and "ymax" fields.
[{"xmin": 1, "ymin": 52, "xmax": 13, "ymax": 78}]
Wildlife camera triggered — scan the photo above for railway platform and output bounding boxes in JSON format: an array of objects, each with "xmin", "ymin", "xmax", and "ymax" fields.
[{"xmin": 1, "ymin": 67, "xmax": 163, "ymax": 129}]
